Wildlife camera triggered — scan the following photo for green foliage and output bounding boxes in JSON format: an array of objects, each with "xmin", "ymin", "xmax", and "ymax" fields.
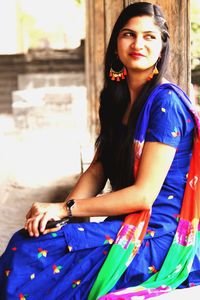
[
  {"xmin": 191, "ymin": 21, "xmax": 200, "ymax": 57},
  {"xmin": 75, "ymin": 0, "xmax": 82, "ymax": 5}
]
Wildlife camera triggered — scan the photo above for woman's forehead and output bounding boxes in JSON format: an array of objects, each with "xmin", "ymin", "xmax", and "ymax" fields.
[{"xmin": 121, "ymin": 16, "xmax": 161, "ymax": 33}]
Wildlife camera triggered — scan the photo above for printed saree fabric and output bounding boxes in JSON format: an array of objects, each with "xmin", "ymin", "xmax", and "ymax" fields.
[{"xmin": 88, "ymin": 83, "xmax": 200, "ymax": 300}]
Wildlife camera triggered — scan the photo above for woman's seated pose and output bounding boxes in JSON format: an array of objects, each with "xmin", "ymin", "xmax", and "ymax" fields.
[{"xmin": 0, "ymin": 2, "xmax": 200, "ymax": 299}]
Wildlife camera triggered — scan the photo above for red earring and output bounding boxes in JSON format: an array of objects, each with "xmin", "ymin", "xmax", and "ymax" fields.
[
  {"xmin": 109, "ymin": 55, "xmax": 127, "ymax": 82},
  {"xmin": 109, "ymin": 66, "xmax": 127, "ymax": 81},
  {"xmin": 147, "ymin": 62, "xmax": 159, "ymax": 81}
]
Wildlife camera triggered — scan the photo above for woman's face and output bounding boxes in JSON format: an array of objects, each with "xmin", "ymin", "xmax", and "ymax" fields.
[{"xmin": 117, "ymin": 16, "xmax": 163, "ymax": 72}]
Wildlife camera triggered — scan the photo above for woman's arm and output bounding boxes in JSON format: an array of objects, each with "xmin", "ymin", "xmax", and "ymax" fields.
[
  {"xmin": 68, "ymin": 141, "xmax": 176, "ymax": 217},
  {"xmin": 25, "ymin": 152, "xmax": 107, "ymax": 236},
  {"xmin": 65, "ymin": 156, "xmax": 107, "ymax": 201},
  {"xmin": 26, "ymin": 141, "xmax": 176, "ymax": 237}
]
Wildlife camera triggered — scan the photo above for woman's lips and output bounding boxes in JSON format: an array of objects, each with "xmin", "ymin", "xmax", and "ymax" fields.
[{"xmin": 129, "ymin": 52, "xmax": 146, "ymax": 58}]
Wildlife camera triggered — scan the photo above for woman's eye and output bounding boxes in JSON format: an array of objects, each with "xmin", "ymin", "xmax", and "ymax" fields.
[
  {"xmin": 145, "ymin": 35, "xmax": 156, "ymax": 40},
  {"xmin": 123, "ymin": 32, "xmax": 135, "ymax": 37}
]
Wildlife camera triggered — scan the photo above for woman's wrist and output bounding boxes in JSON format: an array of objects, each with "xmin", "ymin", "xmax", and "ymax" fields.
[
  {"xmin": 60, "ymin": 199, "xmax": 76, "ymax": 219},
  {"xmin": 65, "ymin": 199, "xmax": 75, "ymax": 219},
  {"xmin": 59, "ymin": 202, "xmax": 68, "ymax": 218}
]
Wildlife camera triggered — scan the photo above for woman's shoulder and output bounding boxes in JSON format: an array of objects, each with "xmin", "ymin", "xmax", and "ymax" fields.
[
  {"xmin": 152, "ymin": 83, "xmax": 190, "ymax": 113},
  {"xmin": 146, "ymin": 83, "xmax": 194, "ymax": 145}
]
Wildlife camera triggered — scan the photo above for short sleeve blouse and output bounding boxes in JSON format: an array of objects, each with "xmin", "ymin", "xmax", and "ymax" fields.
[
  {"xmin": 145, "ymin": 88, "xmax": 195, "ymax": 236},
  {"xmin": 145, "ymin": 89, "xmax": 193, "ymax": 147}
]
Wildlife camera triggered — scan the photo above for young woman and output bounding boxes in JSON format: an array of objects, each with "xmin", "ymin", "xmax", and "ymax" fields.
[{"xmin": 0, "ymin": 2, "xmax": 199, "ymax": 299}]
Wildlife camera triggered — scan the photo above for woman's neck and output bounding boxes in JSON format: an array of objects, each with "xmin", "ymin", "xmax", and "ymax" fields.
[
  {"xmin": 127, "ymin": 68, "xmax": 153, "ymax": 103},
  {"xmin": 122, "ymin": 70, "xmax": 168, "ymax": 125},
  {"xmin": 122, "ymin": 70, "xmax": 150, "ymax": 125},
  {"xmin": 127, "ymin": 69, "xmax": 169, "ymax": 104},
  {"xmin": 127, "ymin": 78, "xmax": 145, "ymax": 104}
]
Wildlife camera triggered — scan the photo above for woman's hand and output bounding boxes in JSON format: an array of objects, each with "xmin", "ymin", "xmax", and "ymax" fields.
[{"xmin": 24, "ymin": 202, "xmax": 67, "ymax": 237}]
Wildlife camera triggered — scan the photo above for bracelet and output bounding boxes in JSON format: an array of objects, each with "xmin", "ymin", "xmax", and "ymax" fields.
[{"xmin": 66, "ymin": 199, "xmax": 75, "ymax": 218}]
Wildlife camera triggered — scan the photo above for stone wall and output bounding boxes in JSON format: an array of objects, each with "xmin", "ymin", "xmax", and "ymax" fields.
[{"xmin": 0, "ymin": 41, "xmax": 84, "ymax": 113}]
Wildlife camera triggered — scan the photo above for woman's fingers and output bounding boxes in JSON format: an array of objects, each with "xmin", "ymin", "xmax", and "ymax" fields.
[
  {"xmin": 39, "ymin": 213, "xmax": 60, "ymax": 233},
  {"xmin": 26, "ymin": 202, "xmax": 47, "ymax": 220},
  {"xmin": 25, "ymin": 214, "xmax": 43, "ymax": 237},
  {"xmin": 25, "ymin": 213, "xmax": 62, "ymax": 237},
  {"xmin": 32, "ymin": 215, "xmax": 43, "ymax": 237},
  {"xmin": 24, "ymin": 202, "xmax": 66, "ymax": 237},
  {"xmin": 26, "ymin": 210, "xmax": 31, "ymax": 220},
  {"xmin": 25, "ymin": 218, "xmax": 34, "ymax": 237},
  {"xmin": 39, "ymin": 212, "xmax": 49, "ymax": 233}
]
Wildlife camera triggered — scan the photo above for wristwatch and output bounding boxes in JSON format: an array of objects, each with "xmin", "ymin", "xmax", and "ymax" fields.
[{"xmin": 66, "ymin": 199, "xmax": 75, "ymax": 219}]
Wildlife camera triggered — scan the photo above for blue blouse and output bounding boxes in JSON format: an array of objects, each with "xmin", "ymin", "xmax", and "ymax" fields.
[{"xmin": 145, "ymin": 88, "xmax": 194, "ymax": 236}]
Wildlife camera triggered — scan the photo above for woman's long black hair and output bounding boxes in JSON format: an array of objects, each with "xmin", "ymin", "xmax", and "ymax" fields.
[{"xmin": 96, "ymin": 2, "xmax": 170, "ymax": 191}]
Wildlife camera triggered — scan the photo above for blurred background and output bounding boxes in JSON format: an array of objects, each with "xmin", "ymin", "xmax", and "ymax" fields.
[
  {"xmin": 0, "ymin": 0, "xmax": 199, "ymax": 255},
  {"xmin": 0, "ymin": 0, "xmax": 89, "ymax": 255}
]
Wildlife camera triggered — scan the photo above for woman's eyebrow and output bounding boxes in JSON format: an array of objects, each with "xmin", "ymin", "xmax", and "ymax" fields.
[{"xmin": 120, "ymin": 28, "xmax": 158, "ymax": 34}]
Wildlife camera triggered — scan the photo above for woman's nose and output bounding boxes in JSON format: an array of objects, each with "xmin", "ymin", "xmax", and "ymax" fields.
[{"xmin": 131, "ymin": 36, "xmax": 144, "ymax": 50}]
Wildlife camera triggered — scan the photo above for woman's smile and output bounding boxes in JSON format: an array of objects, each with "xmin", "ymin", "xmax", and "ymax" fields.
[{"xmin": 129, "ymin": 51, "xmax": 146, "ymax": 58}]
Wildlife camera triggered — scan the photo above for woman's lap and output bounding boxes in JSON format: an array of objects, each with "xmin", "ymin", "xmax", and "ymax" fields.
[
  {"xmin": 0, "ymin": 221, "xmax": 121, "ymax": 299},
  {"xmin": 0, "ymin": 220, "xmax": 197, "ymax": 300}
]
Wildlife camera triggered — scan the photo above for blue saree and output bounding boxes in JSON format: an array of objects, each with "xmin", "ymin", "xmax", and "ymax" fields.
[{"xmin": 0, "ymin": 83, "xmax": 199, "ymax": 300}]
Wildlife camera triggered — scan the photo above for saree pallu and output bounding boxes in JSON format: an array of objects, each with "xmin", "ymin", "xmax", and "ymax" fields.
[{"xmin": 88, "ymin": 83, "xmax": 200, "ymax": 299}]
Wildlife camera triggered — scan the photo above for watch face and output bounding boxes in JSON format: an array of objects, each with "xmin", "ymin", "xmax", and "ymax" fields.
[{"xmin": 67, "ymin": 199, "xmax": 75, "ymax": 208}]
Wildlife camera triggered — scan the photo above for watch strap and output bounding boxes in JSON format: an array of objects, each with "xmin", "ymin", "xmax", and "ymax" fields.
[{"xmin": 66, "ymin": 199, "xmax": 75, "ymax": 219}]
